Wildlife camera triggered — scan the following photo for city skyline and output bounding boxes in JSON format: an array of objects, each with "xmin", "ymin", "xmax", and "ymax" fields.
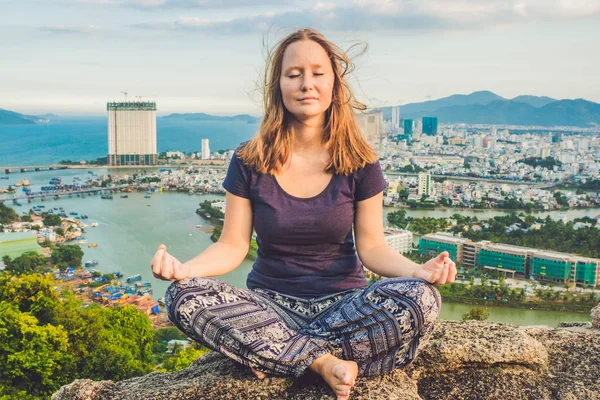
[{"xmin": 1, "ymin": 0, "xmax": 600, "ymax": 115}]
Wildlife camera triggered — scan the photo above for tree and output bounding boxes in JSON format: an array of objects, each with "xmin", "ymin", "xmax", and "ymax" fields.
[
  {"xmin": 461, "ymin": 307, "xmax": 489, "ymax": 321},
  {"xmin": 8, "ymin": 251, "xmax": 47, "ymax": 275},
  {"xmin": 0, "ymin": 302, "xmax": 73, "ymax": 398},
  {"xmin": 158, "ymin": 347, "xmax": 210, "ymax": 372},
  {"xmin": 0, "ymin": 202, "xmax": 19, "ymax": 224},
  {"xmin": 43, "ymin": 214, "xmax": 62, "ymax": 227},
  {"xmin": 51, "ymin": 245, "xmax": 84, "ymax": 268}
]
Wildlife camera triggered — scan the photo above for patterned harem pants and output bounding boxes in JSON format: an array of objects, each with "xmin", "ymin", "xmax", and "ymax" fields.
[{"xmin": 165, "ymin": 277, "xmax": 441, "ymax": 377}]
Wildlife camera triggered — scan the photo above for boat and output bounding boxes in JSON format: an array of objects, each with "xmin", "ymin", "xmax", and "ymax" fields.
[
  {"xmin": 120, "ymin": 195, "xmax": 129, "ymax": 198},
  {"xmin": 38, "ymin": 205, "xmax": 45, "ymax": 208},
  {"xmin": 15, "ymin": 182, "xmax": 22, "ymax": 187},
  {"xmin": 100, "ymin": 195, "xmax": 113, "ymax": 200},
  {"xmin": 77, "ymin": 240, "xmax": 88, "ymax": 245},
  {"xmin": 137, "ymin": 288, "xmax": 153, "ymax": 296},
  {"xmin": 0, "ymin": 176, "xmax": 8, "ymax": 180},
  {"xmin": 126, "ymin": 274, "xmax": 142, "ymax": 282},
  {"xmin": 112, "ymin": 271, "xmax": 123, "ymax": 278},
  {"xmin": 91, "ymin": 222, "xmax": 99, "ymax": 228},
  {"xmin": 158, "ymin": 297, "xmax": 165, "ymax": 306},
  {"xmin": 69, "ymin": 212, "xmax": 78, "ymax": 216},
  {"xmin": 135, "ymin": 281, "xmax": 152, "ymax": 288},
  {"xmin": 88, "ymin": 243, "xmax": 98, "ymax": 248},
  {"xmin": 196, "ymin": 224, "xmax": 203, "ymax": 228},
  {"xmin": 22, "ymin": 178, "xmax": 30, "ymax": 186},
  {"xmin": 80, "ymin": 214, "xmax": 88, "ymax": 219},
  {"xmin": 84, "ymin": 260, "xmax": 99, "ymax": 267},
  {"xmin": 144, "ymin": 195, "xmax": 151, "ymax": 199}
]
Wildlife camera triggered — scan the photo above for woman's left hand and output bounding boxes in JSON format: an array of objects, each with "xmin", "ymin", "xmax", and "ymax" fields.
[{"xmin": 413, "ymin": 251, "xmax": 457, "ymax": 285}]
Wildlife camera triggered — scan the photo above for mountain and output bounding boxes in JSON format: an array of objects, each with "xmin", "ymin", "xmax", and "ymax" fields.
[
  {"xmin": 378, "ymin": 91, "xmax": 599, "ymax": 127},
  {"xmin": 510, "ymin": 95, "xmax": 556, "ymax": 108},
  {"xmin": 401, "ymin": 98, "xmax": 600, "ymax": 127},
  {"xmin": 398, "ymin": 90, "xmax": 505, "ymax": 115},
  {"xmin": 162, "ymin": 113, "xmax": 260, "ymax": 123},
  {"xmin": 0, "ymin": 108, "xmax": 40, "ymax": 124}
]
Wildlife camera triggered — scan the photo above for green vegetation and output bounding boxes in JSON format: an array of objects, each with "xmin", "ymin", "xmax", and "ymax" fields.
[
  {"xmin": 0, "ymin": 202, "xmax": 19, "ymax": 224},
  {"xmin": 396, "ymin": 165, "xmax": 425, "ymax": 173},
  {"xmin": 387, "ymin": 209, "xmax": 451, "ymax": 235},
  {"xmin": 461, "ymin": 307, "xmax": 489, "ymax": 321},
  {"xmin": 556, "ymin": 178, "xmax": 600, "ymax": 192},
  {"xmin": 437, "ymin": 281, "xmax": 596, "ymax": 313},
  {"xmin": 158, "ymin": 347, "xmax": 210, "ymax": 372},
  {"xmin": 43, "ymin": 214, "xmax": 62, "ymax": 227},
  {"xmin": 518, "ymin": 156, "xmax": 562, "ymax": 169},
  {"xmin": 51, "ymin": 245, "xmax": 84, "ymax": 269},
  {"xmin": 0, "ymin": 273, "xmax": 156, "ymax": 399},
  {"xmin": 1, "ymin": 252, "xmax": 46, "ymax": 275},
  {"xmin": 196, "ymin": 200, "xmax": 224, "ymax": 225}
]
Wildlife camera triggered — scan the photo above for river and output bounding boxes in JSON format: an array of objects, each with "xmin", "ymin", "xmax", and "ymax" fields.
[{"xmin": 1, "ymin": 168, "xmax": 595, "ymax": 326}]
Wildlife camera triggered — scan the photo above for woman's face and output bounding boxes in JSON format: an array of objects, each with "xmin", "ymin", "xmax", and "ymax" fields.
[{"xmin": 279, "ymin": 40, "xmax": 335, "ymax": 125}]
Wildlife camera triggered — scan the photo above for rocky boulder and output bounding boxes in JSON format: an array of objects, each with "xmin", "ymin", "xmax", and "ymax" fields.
[
  {"xmin": 52, "ymin": 320, "xmax": 600, "ymax": 400},
  {"xmin": 591, "ymin": 302, "xmax": 600, "ymax": 329}
]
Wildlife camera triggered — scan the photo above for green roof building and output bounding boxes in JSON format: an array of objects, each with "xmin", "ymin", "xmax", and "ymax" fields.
[{"xmin": 0, "ymin": 232, "xmax": 42, "ymax": 260}]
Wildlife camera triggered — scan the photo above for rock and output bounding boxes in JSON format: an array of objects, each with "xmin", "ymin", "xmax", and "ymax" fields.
[
  {"xmin": 557, "ymin": 321, "xmax": 593, "ymax": 329},
  {"xmin": 592, "ymin": 302, "xmax": 600, "ymax": 329},
  {"xmin": 52, "ymin": 321, "xmax": 600, "ymax": 400},
  {"xmin": 406, "ymin": 321, "xmax": 548, "ymax": 380}
]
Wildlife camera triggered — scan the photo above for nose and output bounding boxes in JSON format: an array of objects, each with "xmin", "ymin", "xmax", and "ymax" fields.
[{"xmin": 300, "ymin": 75, "xmax": 314, "ymax": 92}]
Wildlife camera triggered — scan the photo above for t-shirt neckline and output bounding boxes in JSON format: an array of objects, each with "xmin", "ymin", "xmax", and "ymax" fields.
[{"xmin": 272, "ymin": 173, "xmax": 336, "ymax": 201}]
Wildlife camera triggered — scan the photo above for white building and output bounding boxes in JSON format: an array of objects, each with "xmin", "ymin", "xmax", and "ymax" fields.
[
  {"xmin": 107, "ymin": 101, "xmax": 157, "ymax": 166},
  {"xmin": 418, "ymin": 172, "xmax": 434, "ymax": 197},
  {"xmin": 384, "ymin": 228, "xmax": 413, "ymax": 254},
  {"xmin": 38, "ymin": 228, "xmax": 57, "ymax": 242},
  {"xmin": 201, "ymin": 138, "xmax": 210, "ymax": 160},
  {"xmin": 391, "ymin": 106, "xmax": 401, "ymax": 129}
]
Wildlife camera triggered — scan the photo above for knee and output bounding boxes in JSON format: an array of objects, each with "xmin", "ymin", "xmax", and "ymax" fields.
[{"xmin": 371, "ymin": 278, "xmax": 441, "ymax": 320}]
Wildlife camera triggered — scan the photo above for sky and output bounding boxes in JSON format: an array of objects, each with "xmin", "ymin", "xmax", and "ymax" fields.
[{"xmin": 1, "ymin": 0, "xmax": 600, "ymax": 116}]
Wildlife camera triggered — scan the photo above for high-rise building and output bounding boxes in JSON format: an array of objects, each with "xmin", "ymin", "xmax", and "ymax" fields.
[
  {"xmin": 422, "ymin": 116, "xmax": 438, "ymax": 136},
  {"xmin": 403, "ymin": 119, "xmax": 413, "ymax": 135},
  {"xmin": 363, "ymin": 112, "xmax": 382, "ymax": 149},
  {"xmin": 201, "ymin": 138, "xmax": 210, "ymax": 160},
  {"xmin": 107, "ymin": 101, "xmax": 157, "ymax": 166},
  {"xmin": 418, "ymin": 172, "xmax": 433, "ymax": 197},
  {"xmin": 552, "ymin": 133, "xmax": 561, "ymax": 144},
  {"xmin": 391, "ymin": 106, "xmax": 401, "ymax": 129}
]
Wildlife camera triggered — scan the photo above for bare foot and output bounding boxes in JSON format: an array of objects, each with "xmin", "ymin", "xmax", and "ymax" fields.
[
  {"xmin": 250, "ymin": 367, "xmax": 268, "ymax": 380},
  {"xmin": 311, "ymin": 354, "xmax": 358, "ymax": 400}
]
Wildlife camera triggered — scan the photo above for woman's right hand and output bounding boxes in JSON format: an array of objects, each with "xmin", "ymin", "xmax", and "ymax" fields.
[{"xmin": 151, "ymin": 244, "xmax": 189, "ymax": 281}]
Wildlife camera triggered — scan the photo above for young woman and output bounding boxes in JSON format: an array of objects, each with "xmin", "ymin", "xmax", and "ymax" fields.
[{"xmin": 151, "ymin": 28, "xmax": 457, "ymax": 400}]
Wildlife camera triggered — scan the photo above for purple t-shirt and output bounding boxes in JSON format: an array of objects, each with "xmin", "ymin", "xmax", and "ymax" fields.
[{"xmin": 222, "ymin": 145, "xmax": 388, "ymax": 298}]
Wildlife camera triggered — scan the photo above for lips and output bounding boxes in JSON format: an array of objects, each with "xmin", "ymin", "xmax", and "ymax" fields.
[{"xmin": 299, "ymin": 97, "xmax": 318, "ymax": 102}]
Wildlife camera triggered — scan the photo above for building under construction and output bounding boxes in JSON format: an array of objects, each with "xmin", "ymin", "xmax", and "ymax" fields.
[{"xmin": 107, "ymin": 101, "xmax": 157, "ymax": 166}]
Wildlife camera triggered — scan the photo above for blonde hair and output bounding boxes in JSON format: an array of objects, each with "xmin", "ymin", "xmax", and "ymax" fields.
[{"xmin": 238, "ymin": 28, "xmax": 378, "ymax": 176}]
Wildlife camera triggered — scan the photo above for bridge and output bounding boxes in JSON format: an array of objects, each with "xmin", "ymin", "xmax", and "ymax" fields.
[
  {"xmin": 1, "ymin": 165, "xmax": 69, "ymax": 174},
  {"xmin": 0, "ymin": 186, "xmax": 131, "ymax": 204}
]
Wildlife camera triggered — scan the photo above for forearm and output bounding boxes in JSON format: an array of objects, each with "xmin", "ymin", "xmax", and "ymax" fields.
[
  {"xmin": 182, "ymin": 241, "xmax": 248, "ymax": 279},
  {"xmin": 359, "ymin": 244, "xmax": 420, "ymax": 278}
]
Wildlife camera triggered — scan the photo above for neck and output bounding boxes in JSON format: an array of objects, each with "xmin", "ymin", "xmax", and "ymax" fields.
[{"xmin": 289, "ymin": 114, "xmax": 326, "ymax": 155}]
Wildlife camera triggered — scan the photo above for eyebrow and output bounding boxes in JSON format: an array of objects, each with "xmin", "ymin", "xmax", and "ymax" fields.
[{"xmin": 283, "ymin": 64, "xmax": 324, "ymax": 73}]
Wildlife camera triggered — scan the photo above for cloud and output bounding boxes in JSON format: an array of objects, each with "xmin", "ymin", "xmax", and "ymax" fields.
[
  {"xmin": 131, "ymin": 0, "xmax": 600, "ymax": 34},
  {"xmin": 72, "ymin": 0, "xmax": 288, "ymax": 9},
  {"xmin": 40, "ymin": 24, "xmax": 97, "ymax": 34}
]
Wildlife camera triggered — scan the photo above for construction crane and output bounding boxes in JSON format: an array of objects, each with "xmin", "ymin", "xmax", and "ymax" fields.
[{"xmin": 121, "ymin": 91, "xmax": 128, "ymax": 102}]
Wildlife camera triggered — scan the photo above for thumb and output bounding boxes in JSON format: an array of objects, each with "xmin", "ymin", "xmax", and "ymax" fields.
[{"xmin": 159, "ymin": 244, "xmax": 167, "ymax": 251}]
